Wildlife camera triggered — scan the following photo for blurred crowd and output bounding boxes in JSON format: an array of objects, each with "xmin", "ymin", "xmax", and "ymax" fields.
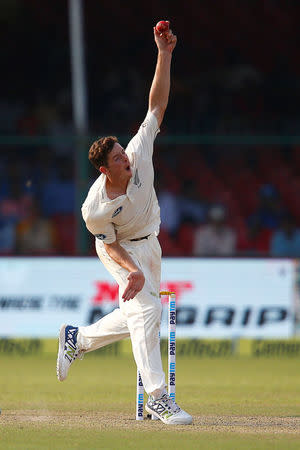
[
  {"xmin": 156, "ymin": 145, "xmax": 300, "ymax": 257},
  {"xmin": 0, "ymin": 142, "xmax": 299, "ymax": 257},
  {"xmin": 0, "ymin": 0, "xmax": 300, "ymax": 257}
]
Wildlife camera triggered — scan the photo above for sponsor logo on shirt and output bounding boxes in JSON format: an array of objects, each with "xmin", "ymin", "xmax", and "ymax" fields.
[
  {"xmin": 133, "ymin": 169, "xmax": 141, "ymax": 188},
  {"xmin": 95, "ymin": 234, "xmax": 106, "ymax": 241},
  {"xmin": 112, "ymin": 206, "xmax": 123, "ymax": 218}
]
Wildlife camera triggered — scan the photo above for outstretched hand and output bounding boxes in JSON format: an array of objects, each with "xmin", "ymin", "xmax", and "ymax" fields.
[
  {"xmin": 154, "ymin": 26, "xmax": 177, "ymax": 54},
  {"xmin": 122, "ymin": 269, "xmax": 145, "ymax": 301}
]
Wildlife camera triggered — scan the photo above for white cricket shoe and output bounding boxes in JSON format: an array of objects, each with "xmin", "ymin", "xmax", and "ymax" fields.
[
  {"xmin": 145, "ymin": 394, "xmax": 193, "ymax": 425},
  {"xmin": 56, "ymin": 324, "xmax": 83, "ymax": 381}
]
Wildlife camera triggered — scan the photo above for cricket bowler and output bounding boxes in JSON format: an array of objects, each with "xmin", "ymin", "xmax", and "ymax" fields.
[{"xmin": 56, "ymin": 22, "xmax": 192, "ymax": 426}]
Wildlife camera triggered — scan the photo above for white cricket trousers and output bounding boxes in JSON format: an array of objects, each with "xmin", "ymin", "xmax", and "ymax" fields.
[{"xmin": 77, "ymin": 233, "xmax": 165, "ymax": 395}]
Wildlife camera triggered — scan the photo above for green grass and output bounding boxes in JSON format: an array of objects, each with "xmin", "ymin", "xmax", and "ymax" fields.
[
  {"xmin": 1, "ymin": 353, "xmax": 300, "ymax": 449},
  {"xmin": 1, "ymin": 428, "xmax": 300, "ymax": 450},
  {"xmin": 1, "ymin": 355, "xmax": 300, "ymax": 415}
]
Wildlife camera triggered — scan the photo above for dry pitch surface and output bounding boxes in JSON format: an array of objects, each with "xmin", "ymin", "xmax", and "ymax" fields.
[{"xmin": 2, "ymin": 411, "xmax": 300, "ymax": 434}]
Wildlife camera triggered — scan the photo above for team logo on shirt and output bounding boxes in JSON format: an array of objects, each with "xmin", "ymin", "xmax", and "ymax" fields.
[
  {"xmin": 112, "ymin": 206, "xmax": 123, "ymax": 218},
  {"xmin": 95, "ymin": 234, "xmax": 106, "ymax": 240},
  {"xmin": 133, "ymin": 169, "xmax": 141, "ymax": 188}
]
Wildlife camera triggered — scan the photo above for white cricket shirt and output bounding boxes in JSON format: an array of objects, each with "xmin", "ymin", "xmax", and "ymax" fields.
[{"xmin": 81, "ymin": 111, "xmax": 161, "ymax": 244}]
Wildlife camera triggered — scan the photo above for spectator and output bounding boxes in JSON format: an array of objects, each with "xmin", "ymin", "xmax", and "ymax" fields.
[
  {"xmin": 178, "ymin": 179, "xmax": 207, "ymax": 226},
  {"xmin": 156, "ymin": 177, "xmax": 180, "ymax": 237},
  {"xmin": 193, "ymin": 204, "xmax": 236, "ymax": 256},
  {"xmin": 0, "ymin": 181, "xmax": 34, "ymax": 254},
  {"xmin": 41, "ymin": 157, "xmax": 75, "ymax": 216},
  {"xmin": 237, "ymin": 215, "xmax": 273, "ymax": 256},
  {"xmin": 16, "ymin": 201, "xmax": 57, "ymax": 255},
  {"xmin": 270, "ymin": 214, "xmax": 300, "ymax": 257},
  {"xmin": 251, "ymin": 184, "xmax": 285, "ymax": 229},
  {"xmin": 0, "ymin": 218, "xmax": 16, "ymax": 254}
]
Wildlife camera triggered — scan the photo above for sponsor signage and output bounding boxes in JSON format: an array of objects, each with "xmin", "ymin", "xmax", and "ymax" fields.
[
  {"xmin": 161, "ymin": 259, "xmax": 295, "ymax": 338},
  {"xmin": 2, "ymin": 338, "xmax": 300, "ymax": 358},
  {"xmin": 0, "ymin": 258, "xmax": 295, "ymax": 338}
]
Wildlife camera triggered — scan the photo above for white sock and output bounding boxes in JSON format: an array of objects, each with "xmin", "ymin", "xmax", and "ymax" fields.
[{"xmin": 150, "ymin": 387, "xmax": 167, "ymax": 400}]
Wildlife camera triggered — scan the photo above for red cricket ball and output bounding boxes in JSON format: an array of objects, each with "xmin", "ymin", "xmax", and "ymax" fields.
[{"xmin": 155, "ymin": 20, "xmax": 170, "ymax": 34}]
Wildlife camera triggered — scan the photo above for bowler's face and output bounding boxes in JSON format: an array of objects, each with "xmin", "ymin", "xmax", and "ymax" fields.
[{"xmin": 106, "ymin": 143, "xmax": 132, "ymax": 180}]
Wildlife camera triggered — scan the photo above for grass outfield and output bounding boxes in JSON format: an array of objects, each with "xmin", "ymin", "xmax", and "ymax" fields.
[{"xmin": 1, "ymin": 351, "xmax": 300, "ymax": 449}]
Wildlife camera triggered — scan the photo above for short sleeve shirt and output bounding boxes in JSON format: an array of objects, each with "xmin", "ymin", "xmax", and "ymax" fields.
[{"xmin": 81, "ymin": 111, "xmax": 160, "ymax": 244}]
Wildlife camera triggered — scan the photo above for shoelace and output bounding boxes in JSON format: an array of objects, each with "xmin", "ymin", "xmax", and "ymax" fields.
[
  {"xmin": 65, "ymin": 328, "xmax": 84, "ymax": 361},
  {"xmin": 158, "ymin": 394, "xmax": 181, "ymax": 414}
]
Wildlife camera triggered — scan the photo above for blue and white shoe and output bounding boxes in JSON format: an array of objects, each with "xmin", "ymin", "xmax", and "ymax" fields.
[
  {"xmin": 56, "ymin": 324, "xmax": 83, "ymax": 381},
  {"xmin": 145, "ymin": 394, "xmax": 192, "ymax": 425}
]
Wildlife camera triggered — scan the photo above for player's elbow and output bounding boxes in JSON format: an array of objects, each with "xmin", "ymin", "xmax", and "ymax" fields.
[
  {"xmin": 104, "ymin": 240, "xmax": 117, "ymax": 249},
  {"xmin": 84, "ymin": 216, "xmax": 97, "ymax": 235},
  {"xmin": 104, "ymin": 240, "xmax": 118, "ymax": 254},
  {"xmin": 82, "ymin": 206, "xmax": 96, "ymax": 234}
]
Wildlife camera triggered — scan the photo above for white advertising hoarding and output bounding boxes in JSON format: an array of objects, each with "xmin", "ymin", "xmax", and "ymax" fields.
[
  {"xmin": 0, "ymin": 258, "xmax": 295, "ymax": 338},
  {"xmin": 161, "ymin": 259, "xmax": 294, "ymax": 338}
]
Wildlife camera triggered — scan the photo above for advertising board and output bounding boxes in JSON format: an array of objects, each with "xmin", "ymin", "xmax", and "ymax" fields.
[{"xmin": 0, "ymin": 258, "xmax": 295, "ymax": 338}]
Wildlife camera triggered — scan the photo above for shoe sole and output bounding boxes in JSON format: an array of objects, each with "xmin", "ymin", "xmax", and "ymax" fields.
[
  {"xmin": 56, "ymin": 324, "xmax": 67, "ymax": 382},
  {"xmin": 145, "ymin": 404, "xmax": 192, "ymax": 425}
]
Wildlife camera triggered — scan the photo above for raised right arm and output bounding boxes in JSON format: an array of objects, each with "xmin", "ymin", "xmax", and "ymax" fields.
[{"xmin": 149, "ymin": 25, "xmax": 177, "ymax": 127}]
